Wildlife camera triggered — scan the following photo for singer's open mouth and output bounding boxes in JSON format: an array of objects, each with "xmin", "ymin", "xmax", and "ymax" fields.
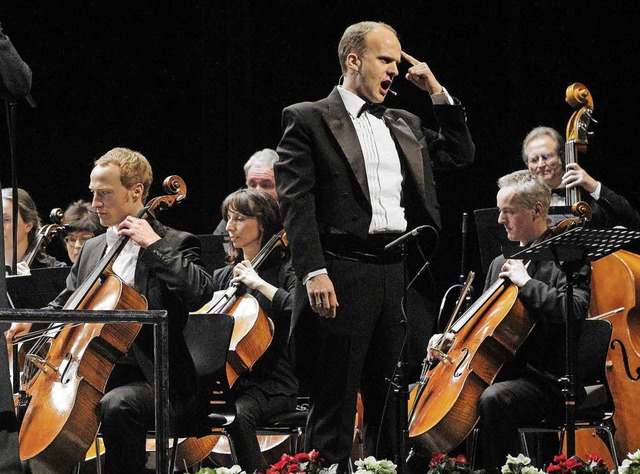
[{"xmin": 381, "ymin": 80, "xmax": 392, "ymax": 91}]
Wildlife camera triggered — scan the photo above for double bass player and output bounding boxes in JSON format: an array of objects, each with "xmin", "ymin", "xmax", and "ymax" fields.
[{"xmin": 426, "ymin": 170, "xmax": 591, "ymax": 472}]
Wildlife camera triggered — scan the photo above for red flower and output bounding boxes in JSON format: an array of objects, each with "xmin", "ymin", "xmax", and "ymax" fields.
[
  {"xmin": 296, "ymin": 453, "xmax": 310, "ymax": 463},
  {"xmin": 587, "ymin": 453, "xmax": 604, "ymax": 465},
  {"xmin": 288, "ymin": 465, "xmax": 299, "ymax": 473},
  {"xmin": 272, "ymin": 457, "xmax": 289, "ymax": 471},
  {"xmin": 430, "ymin": 452, "xmax": 447, "ymax": 467},
  {"xmin": 546, "ymin": 464, "xmax": 562, "ymax": 474},
  {"xmin": 565, "ymin": 458, "xmax": 583, "ymax": 470},
  {"xmin": 553, "ymin": 454, "xmax": 567, "ymax": 464},
  {"xmin": 456, "ymin": 454, "xmax": 468, "ymax": 464}
]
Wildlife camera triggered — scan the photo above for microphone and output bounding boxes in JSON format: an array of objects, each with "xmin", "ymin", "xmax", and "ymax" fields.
[{"xmin": 384, "ymin": 225, "xmax": 429, "ymax": 250}]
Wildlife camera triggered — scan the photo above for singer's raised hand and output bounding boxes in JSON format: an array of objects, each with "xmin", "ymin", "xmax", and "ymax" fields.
[{"xmin": 402, "ymin": 50, "xmax": 443, "ymax": 95}]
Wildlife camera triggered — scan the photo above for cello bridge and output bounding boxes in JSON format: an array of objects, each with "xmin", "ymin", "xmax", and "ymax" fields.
[
  {"xmin": 433, "ymin": 348, "xmax": 454, "ymax": 365},
  {"xmin": 26, "ymin": 354, "xmax": 59, "ymax": 374}
]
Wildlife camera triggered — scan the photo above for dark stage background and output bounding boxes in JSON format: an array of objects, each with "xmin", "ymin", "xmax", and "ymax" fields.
[{"xmin": 2, "ymin": 1, "xmax": 640, "ymax": 298}]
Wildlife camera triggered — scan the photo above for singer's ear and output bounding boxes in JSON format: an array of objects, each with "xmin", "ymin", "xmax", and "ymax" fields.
[{"xmin": 346, "ymin": 53, "xmax": 361, "ymax": 73}]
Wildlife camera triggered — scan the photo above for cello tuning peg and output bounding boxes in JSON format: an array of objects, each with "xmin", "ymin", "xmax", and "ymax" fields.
[{"xmin": 590, "ymin": 116, "xmax": 598, "ymax": 124}]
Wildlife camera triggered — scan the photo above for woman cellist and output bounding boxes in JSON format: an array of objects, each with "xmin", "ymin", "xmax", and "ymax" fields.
[
  {"xmin": 210, "ymin": 187, "xmax": 298, "ymax": 473},
  {"xmin": 2, "ymin": 187, "xmax": 67, "ymax": 274},
  {"xmin": 414, "ymin": 170, "xmax": 591, "ymax": 472},
  {"xmin": 6, "ymin": 148, "xmax": 214, "ymax": 473}
]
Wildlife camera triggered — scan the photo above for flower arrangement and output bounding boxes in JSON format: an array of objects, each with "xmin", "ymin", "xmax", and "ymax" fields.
[
  {"xmin": 353, "ymin": 456, "xmax": 397, "ymax": 474},
  {"xmin": 501, "ymin": 453, "xmax": 544, "ymax": 474},
  {"xmin": 545, "ymin": 453, "xmax": 609, "ymax": 474},
  {"xmin": 428, "ymin": 452, "xmax": 485, "ymax": 474},
  {"xmin": 195, "ymin": 466, "xmax": 246, "ymax": 474},
  {"xmin": 618, "ymin": 449, "xmax": 640, "ymax": 474},
  {"xmin": 266, "ymin": 450, "xmax": 338, "ymax": 474}
]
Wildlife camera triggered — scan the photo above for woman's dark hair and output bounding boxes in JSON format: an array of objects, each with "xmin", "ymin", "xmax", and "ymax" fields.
[{"xmin": 221, "ymin": 188, "xmax": 285, "ymax": 265}]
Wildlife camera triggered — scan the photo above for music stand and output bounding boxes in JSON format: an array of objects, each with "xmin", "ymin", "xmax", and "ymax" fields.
[{"xmin": 509, "ymin": 227, "xmax": 640, "ymax": 458}]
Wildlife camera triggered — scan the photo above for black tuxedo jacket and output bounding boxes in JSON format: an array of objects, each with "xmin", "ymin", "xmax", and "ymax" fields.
[
  {"xmin": 485, "ymin": 254, "xmax": 591, "ymax": 382},
  {"xmin": 275, "ymin": 86, "xmax": 475, "ymax": 280},
  {"xmin": 49, "ymin": 220, "xmax": 214, "ymax": 402}
]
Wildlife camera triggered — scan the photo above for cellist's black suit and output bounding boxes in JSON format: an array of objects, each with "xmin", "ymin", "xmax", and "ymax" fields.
[
  {"xmin": 476, "ymin": 254, "xmax": 591, "ymax": 472},
  {"xmin": 275, "ymin": 86, "xmax": 474, "ymax": 467},
  {"xmin": 48, "ymin": 219, "xmax": 213, "ymax": 473}
]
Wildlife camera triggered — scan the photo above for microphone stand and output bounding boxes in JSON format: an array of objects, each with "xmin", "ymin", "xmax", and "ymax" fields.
[
  {"xmin": 391, "ymin": 239, "xmax": 409, "ymax": 474},
  {"xmin": 4, "ymin": 99, "xmax": 20, "ymax": 275},
  {"xmin": 459, "ymin": 213, "xmax": 473, "ymax": 311}
]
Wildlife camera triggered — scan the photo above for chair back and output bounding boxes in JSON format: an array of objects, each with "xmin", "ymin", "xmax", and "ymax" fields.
[
  {"xmin": 577, "ymin": 318, "xmax": 612, "ymax": 386},
  {"xmin": 183, "ymin": 312, "xmax": 236, "ymax": 429}
]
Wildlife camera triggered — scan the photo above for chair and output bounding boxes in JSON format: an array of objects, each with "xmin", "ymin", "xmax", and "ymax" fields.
[
  {"xmin": 518, "ymin": 318, "xmax": 619, "ymax": 470},
  {"xmin": 117, "ymin": 311, "xmax": 238, "ymax": 473},
  {"xmin": 254, "ymin": 396, "xmax": 310, "ymax": 455},
  {"xmin": 171, "ymin": 311, "xmax": 238, "ymax": 469}
]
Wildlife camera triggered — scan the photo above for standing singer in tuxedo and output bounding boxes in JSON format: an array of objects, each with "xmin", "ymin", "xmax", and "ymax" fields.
[{"xmin": 275, "ymin": 21, "xmax": 474, "ymax": 471}]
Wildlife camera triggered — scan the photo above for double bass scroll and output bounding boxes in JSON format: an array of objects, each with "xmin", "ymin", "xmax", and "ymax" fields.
[{"xmin": 564, "ymin": 83, "xmax": 595, "ymax": 220}]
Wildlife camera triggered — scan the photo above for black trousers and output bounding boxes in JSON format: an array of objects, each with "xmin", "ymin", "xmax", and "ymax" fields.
[
  {"xmin": 226, "ymin": 390, "xmax": 297, "ymax": 473},
  {"xmin": 100, "ymin": 378, "xmax": 155, "ymax": 473},
  {"xmin": 475, "ymin": 376, "xmax": 563, "ymax": 473},
  {"xmin": 295, "ymin": 256, "xmax": 406, "ymax": 470}
]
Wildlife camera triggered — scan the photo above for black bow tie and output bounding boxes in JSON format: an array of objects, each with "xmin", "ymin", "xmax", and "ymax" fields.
[{"xmin": 357, "ymin": 102, "xmax": 386, "ymax": 119}]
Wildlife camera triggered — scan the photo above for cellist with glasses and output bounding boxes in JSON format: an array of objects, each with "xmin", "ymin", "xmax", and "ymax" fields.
[{"xmin": 425, "ymin": 170, "xmax": 591, "ymax": 472}]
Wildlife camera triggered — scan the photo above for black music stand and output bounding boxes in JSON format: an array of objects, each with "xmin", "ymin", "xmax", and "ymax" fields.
[{"xmin": 508, "ymin": 227, "xmax": 640, "ymax": 458}]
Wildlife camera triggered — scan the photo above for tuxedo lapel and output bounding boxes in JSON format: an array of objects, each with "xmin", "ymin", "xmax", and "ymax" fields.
[
  {"xmin": 322, "ymin": 88, "xmax": 370, "ymax": 201},
  {"xmin": 386, "ymin": 116, "xmax": 426, "ymax": 199}
]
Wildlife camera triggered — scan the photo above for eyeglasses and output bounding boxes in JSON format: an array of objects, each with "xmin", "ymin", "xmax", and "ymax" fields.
[
  {"xmin": 64, "ymin": 234, "xmax": 94, "ymax": 246},
  {"xmin": 526, "ymin": 153, "xmax": 557, "ymax": 165}
]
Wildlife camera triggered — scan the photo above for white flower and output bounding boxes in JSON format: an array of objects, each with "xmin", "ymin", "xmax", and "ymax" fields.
[
  {"xmin": 618, "ymin": 450, "xmax": 640, "ymax": 474},
  {"xmin": 354, "ymin": 456, "xmax": 397, "ymax": 474},
  {"xmin": 501, "ymin": 453, "xmax": 544, "ymax": 474}
]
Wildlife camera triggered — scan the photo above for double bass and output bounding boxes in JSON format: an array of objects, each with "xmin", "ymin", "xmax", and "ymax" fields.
[
  {"xmin": 15, "ymin": 175, "xmax": 187, "ymax": 473},
  {"xmin": 559, "ymin": 83, "xmax": 640, "ymax": 464}
]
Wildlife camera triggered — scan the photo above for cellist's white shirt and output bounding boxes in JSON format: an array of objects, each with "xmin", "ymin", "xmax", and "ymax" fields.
[{"xmin": 105, "ymin": 226, "xmax": 140, "ymax": 286}]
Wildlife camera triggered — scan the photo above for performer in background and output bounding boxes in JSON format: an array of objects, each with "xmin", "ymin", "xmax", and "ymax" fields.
[
  {"xmin": 61, "ymin": 199, "xmax": 104, "ymax": 264},
  {"xmin": 1, "ymin": 18, "xmax": 31, "ymax": 474},
  {"xmin": 275, "ymin": 21, "xmax": 474, "ymax": 471},
  {"xmin": 212, "ymin": 188, "xmax": 297, "ymax": 473},
  {"xmin": 428, "ymin": 170, "xmax": 591, "ymax": 472},
  {"xmin": 2, "ymin": 187, "xmax": 67, "ymax": 274},
  {"xmin": 6, "ymin": 148, "xmax": 214, "ymax": 473},
  {"xmin": 213, "ymin": 148, "xmax": 280, "ymax": 237},
  {"xmin": 522, "ymin": 126, "xmax": 640, "ymax": 228}
]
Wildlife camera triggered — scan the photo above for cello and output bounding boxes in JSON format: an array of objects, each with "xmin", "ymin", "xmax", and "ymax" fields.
[
  {"xmin": 15, "ymin": 175, "xmax": 187, "ymax": 473},
  {"xmin": 192, "ymin": 230, "xmax": 286, "ymax": 387},
  {"xmin": 407, "ymin": 206, "xmax": 586, "ymax": 454},
  {"xmin": 171, "ymin": 230, "xmax": 287, "ymax": 468},
  {"xmin": 21, "ymin": 208, "xmax": 64, "ymax": 268}
]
